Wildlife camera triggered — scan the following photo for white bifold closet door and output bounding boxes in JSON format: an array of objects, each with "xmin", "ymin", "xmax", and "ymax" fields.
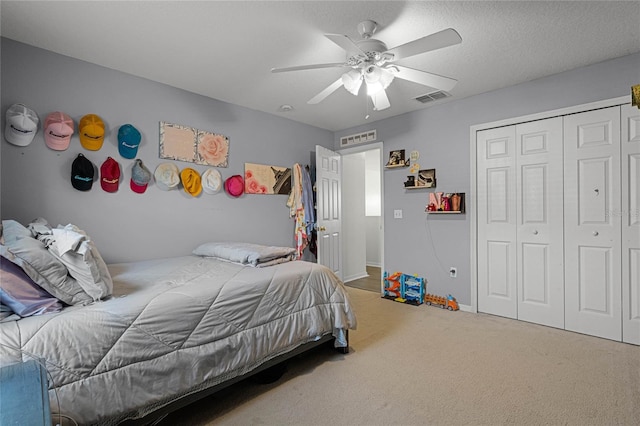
[
  {"xmin": 564, "ymin": 107, "xmax": 622, "ymax": 341},
  {"xmin": 477, "ymin": 117, "xmax": 564, "ymax": 328},
  {"xmin": 477, "ymin": 126, "xmax": 518, "ymax": 319},
  {"xmin": 622, "ymin": 105, "xmax": 640, "ymax": 345}
]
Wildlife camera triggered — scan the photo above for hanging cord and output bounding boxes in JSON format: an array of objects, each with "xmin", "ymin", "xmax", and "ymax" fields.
[
  {"xmin": 423, "ymin": 213, "xmax": 452, "ymax": 280},
  {"xmin": 364, "ymin": 90, "xmax": 370, "ymax": 120}
]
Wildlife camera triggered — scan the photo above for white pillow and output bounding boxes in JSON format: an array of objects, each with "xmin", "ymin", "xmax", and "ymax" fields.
[
  {"xmin": 47, "ymin": 224, "xmax": 113, "ymax": 301},
  {"xmin": 1, "ymin": 239, "xmax": 92, "ymax": 306}
]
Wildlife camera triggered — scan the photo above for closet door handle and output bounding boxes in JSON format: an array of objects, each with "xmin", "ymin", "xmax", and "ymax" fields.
[
  {"xmin": 533, "ymin": 230, "xmax": 538, "ymax": 235},
  {"xmin": 593, "ymin": 231, "xmax": 599, "ymax": 236}
]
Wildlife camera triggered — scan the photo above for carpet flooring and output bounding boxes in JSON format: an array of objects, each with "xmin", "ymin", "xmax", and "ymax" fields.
[{"xmin": 157, "ymin": 286, "xmax": 640, "ymax": 426}]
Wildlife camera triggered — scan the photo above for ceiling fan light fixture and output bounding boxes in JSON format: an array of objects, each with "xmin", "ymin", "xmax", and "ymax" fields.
[
  {"xmin": 342, "ymin": 69, "xmax": 363, "ymax": 95},
  {"xmin": 364, "ymin": 65, "xmax": 393, "ymax": 96},
  {"xmin": 366, "ymin": 80, "xmax": 384, "ymax": 96},
  {"xmin": 379, "ymin": 68, "xmax": 395, "ymax": 90},
  {"xmin": 364, "ymin": 65, "xmax": 381, "ymax": 84}
]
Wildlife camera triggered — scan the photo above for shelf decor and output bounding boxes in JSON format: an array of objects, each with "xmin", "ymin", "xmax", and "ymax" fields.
[
  {"xmin": 426, "ymin": 192, "xmax": 465, "ymax": 213},
  {"xmin": 385, "ymin": 149, "xmax": 408, "ymax": 168}
]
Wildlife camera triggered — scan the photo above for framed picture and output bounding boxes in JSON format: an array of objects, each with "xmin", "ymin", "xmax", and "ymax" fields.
[
  {"xmin": 386, "ymin": 149, "xmax": 406, "ymax": 167},
  {"xmin": 417, "ymin": 168, "xmax": 436, "ymax": 188},
  {"xmin": 159, "ymin": 121, "xmax": 230, "ymax": 167},
  {"xmin": 244, "ymin": 163, "xmax": 291, "ymax": 195}
]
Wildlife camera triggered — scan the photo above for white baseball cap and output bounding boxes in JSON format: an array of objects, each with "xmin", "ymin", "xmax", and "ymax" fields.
[
  {"xmin": 154, "ymin": 162, "xmax": 180, "ymax": 191},
  {"xmin": 202, "ymin": 168, "xmax": 222, "ymax": 194},
  {"xmin": 4, "ymin": 104, "xmax": 39, "ymax": 146}
]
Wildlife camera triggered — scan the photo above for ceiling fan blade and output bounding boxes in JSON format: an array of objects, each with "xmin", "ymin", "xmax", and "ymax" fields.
[
  {"xmin": 271, "ymin": 62, "xmax": 350, "ymax": 73},
  {"xmin": 308, "ymin": 78, "xmax": 345, "ymax": 104},
  {"xmin": 324, "ymin": 34, "xmax": 367, "ymax": 56},
  {"xmin": 371, "ymin": 90, "xmax": 391, "ymax": 111},
  {"xmin": 385, "ymin": 28, "xmax": 462, "ymax": 61},
  {"xmin": 393, "ymin": 65, "xmax": 458, "ymax": 92}
]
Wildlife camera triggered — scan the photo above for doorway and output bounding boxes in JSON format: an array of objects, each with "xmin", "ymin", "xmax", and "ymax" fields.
[{"xmin": 340, "ymin": 143, "xmax": 384, "ymax": 293}]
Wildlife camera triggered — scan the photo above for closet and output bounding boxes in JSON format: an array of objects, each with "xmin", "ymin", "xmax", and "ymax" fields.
[{"xmin": 475, "ymin": 101, "xmax": 640, "ymax": 345}]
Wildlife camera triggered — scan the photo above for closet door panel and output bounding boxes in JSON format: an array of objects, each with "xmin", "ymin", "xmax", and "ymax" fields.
[
  {"xmin": 477, "ymin": 127, "xmax": 517, "ymax": 319},
  {"xmin": 516, "ymin": 118, "xmax": 564, "ymax": 328},
  {"xmin": 564, "ymin": 107, "xmax": 622, "ymax": 341},
  {"xmin": 622, "ymin": 105, "xmax": 640, "ymax": 344}
]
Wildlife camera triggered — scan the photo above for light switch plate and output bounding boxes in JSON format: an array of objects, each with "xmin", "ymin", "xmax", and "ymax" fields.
[{"xmin": 394, "ymin": 209, "xmax": 403, "ymax": 219}]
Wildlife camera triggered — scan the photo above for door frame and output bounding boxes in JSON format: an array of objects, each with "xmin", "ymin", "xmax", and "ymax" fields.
[
  {"xmin": 469, "ymin": 95, "xmax": 630, "ymax": 313},
  {"xmin": 338, "ymin": 142, "xmax": 385, "ymax": 284}
]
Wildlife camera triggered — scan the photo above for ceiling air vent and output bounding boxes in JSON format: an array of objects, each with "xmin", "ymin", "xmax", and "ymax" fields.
[
  {"xmin": 340, "ymin": 129, "xmax": 377, "ymax": 147},
  {"xmin": 415, "ymin": 91, "xmax": 451, "ymax": 104}
]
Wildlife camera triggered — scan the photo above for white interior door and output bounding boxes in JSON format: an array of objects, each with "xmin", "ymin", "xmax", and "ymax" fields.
[
  {"xmin": 622, "ymin": 104, "xmax": 640, "ymax": 345},
  {"xmin": 477, "ymin": 126, "xmax": 517, "ymax": 319},
  {"xmin": 316, "ymin": 145, "xmax": 342, "ymax": 279},
  {"xmin": 516, "ymin": 118, "xmax": 565, "ymax": 328},
  {"xmin": 564, "ymin": 106, "xmax": 622, "ymax": 341}
]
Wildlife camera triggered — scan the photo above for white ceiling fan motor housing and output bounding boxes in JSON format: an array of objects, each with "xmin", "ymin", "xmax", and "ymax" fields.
[
  {"xmin": 357, "ymin": 20, "xmax": 378, "ymax": 38},
  {"xmin": 348, "ymin": 39, "xmax": 388, "ymax": 65}
]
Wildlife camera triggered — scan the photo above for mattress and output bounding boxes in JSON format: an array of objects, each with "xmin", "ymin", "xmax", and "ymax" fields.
[{"xmin": 0, "ymin": 255, "xmax": 357, "ymax": 425}]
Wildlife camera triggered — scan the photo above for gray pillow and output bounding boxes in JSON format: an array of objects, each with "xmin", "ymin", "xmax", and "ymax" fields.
[
  {"xmin": 1, "ymin": 219, "xmax": 33, "ymax": 243},
  {"xmin": 47, "ymin": 224, "xmax": 113, "ymax": 301},
  {"xmin": 1, "ymin": 239, "xmax": 92, "ymax": 306},
  {"xmin": 0, "ymin": 255, "xmax": 63, "ymax": 317}
]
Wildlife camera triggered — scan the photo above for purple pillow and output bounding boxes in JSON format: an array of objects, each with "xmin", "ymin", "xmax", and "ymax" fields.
[{"xmin": 0, "ymin": 255, "xmax": 63, "ymax": 317}]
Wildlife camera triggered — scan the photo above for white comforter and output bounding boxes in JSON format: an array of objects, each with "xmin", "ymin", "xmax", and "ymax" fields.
[{"xmin": 0, "ymin": 256, "xmax": 357, "ymax": 425}]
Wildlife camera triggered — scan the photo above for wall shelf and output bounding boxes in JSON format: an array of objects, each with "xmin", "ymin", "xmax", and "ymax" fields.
[{"xmin": 425, "ymin": 192, "xmax": 466, "ymax": 214}]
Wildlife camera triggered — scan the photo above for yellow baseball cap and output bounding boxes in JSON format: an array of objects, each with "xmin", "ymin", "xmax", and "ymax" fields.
[
  {"xmin": 79, "ymin": 114, "xmax": 105, "ymax": 150},
  {"xmin": 180, "ymin": 168, "xmax": 202, "ymax": 197}
]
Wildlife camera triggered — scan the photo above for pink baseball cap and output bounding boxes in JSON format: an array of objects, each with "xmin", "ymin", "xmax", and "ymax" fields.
[
  {"xmin": 44, "ymin": 111, "xmax": 74, "ymax": 150},
  {"xmin": 224, "ymin": 175, "xmax": 244, "ymax": 197}
]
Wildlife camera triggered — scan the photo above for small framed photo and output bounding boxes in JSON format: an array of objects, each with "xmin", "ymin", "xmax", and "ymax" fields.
[
  {"xmin": 417, "ymin": 168, "xmax": 436, "ymax": 188},
  {"xmin": 386, "ymin": 149, "xmax": 406, "ymax": 167}
]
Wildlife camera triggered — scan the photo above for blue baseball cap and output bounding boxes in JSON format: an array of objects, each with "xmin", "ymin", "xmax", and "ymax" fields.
[{"xmin": 118, "ymin": 124, "xmax": 141, "ymax": 159}]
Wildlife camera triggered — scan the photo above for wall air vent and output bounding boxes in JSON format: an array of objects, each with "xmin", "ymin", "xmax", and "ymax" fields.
[
  {"xmin": 340, "ymin": 129, "xmax": 377, "ymax": 147},
  {"xmin": 415, "ymin": 91, "xmax": 451, "ymax": 104}
]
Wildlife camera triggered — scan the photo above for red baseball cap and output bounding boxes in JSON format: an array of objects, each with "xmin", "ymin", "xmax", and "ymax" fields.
[{"xmin": 100, "ymin": 157, "xmax": 121, "ymax": 193}]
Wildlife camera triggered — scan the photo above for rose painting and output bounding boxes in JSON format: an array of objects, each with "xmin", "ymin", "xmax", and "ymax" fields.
[
  {"xmin": 244, "ymin": 163, "xmax": 291, "ymax": 195},
  {"xmin": 196, "ymin": 131, "xmax": 229, "ymax": 167},
  {"xmin": 159, "ymin": 121, "xmax": 229, "ymax": 167}
]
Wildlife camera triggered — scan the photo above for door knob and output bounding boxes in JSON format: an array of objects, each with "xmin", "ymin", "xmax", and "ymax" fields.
[
  {"xmin": 533, "ymin": 230, "xmax": 538, "ymax": 235},
  {"xmin": 593, "ymin": 231, "xmax": 599, "ymax": 236},
  {"xmin": 318, "ymin": 226, "xmax": 326, "ymax": 231}
]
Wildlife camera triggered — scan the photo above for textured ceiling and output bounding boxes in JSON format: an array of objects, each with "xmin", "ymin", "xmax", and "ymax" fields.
[{"xmin": 2, "ymin": 1, "xmax": 639, "ymax": 131}]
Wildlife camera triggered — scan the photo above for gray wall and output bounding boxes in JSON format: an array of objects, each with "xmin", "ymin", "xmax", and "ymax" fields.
[
  {"xmin": 1, "ymin": 38, "xmax": 333, "ymax": 263},
  {"xmin": 3, "ymin": 37, "xmax": 639, "ymax": 305},
  {"xmin": 335, "ymin": 52, "xmax": 640, "ymax": 305}
]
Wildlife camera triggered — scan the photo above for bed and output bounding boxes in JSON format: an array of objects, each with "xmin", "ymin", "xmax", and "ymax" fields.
[{"xmin": 0, "ymin": 220, "xmax": 357, "ymax": 425}]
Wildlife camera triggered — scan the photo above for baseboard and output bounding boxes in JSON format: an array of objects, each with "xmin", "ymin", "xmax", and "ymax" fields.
[
  {"xmin": 458, "ymin": 303, "xmax": 473, "ymax": 313},
  {"xmin": 366, "ymin": 262, "xmax": 381, "ymax": 268},
  {"xmin": 343, "ymin": 272, "xmax": 369, "ymax": 283}
]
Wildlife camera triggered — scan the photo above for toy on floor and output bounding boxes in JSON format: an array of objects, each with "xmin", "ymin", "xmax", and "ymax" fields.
[
  {"xmin": 382, "ymin": 271, "xmax": 402, "ymax": 299},
  {"xmin": 424, "ymin": 293, "xmax": 459, "ymax": 311},
  {"xmin": 382, "ymin": 271, "xmax": 426, "ymax": 305}
]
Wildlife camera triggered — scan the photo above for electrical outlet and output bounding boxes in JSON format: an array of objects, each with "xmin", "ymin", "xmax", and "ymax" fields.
[
  {"xmin": 394, "ymin": 209, "xmax": 403, "ymax": 219},
  {"xmin": 449, "ymin": 267, "xmax": 457, "ymax": 278}
]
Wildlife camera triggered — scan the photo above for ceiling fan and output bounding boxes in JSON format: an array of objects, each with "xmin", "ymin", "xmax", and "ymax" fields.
[{"xmin": 271, "ymin": 20, "xmax": 462, "ymax": 112}]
